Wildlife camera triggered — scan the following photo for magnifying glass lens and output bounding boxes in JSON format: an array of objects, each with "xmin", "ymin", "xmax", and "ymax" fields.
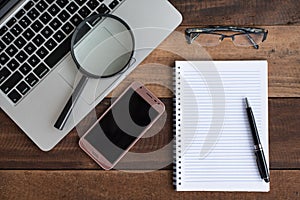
[
  {"xmin": 73, "ymin": 15, "xmax": 134, "ymax": 77},
  {"xmin": 54, "ymin": 14, "xmax": 134, "ymax": 130}
]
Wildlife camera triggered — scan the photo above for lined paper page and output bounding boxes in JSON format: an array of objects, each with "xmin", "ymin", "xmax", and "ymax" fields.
[{"xmin": 175, "ymin": 61, "xmax": 269, "ymax": 192}]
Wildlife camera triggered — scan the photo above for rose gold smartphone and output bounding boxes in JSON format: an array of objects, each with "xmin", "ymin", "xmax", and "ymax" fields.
[{"xmin": 79, "ymin": 82, "xmax": 165, "ymax": 170}]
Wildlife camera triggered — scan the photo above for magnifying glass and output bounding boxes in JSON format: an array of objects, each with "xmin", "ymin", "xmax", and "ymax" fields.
[{"xmin": 54, "ymin": 14, "xmax": 135, "ymax": 130}]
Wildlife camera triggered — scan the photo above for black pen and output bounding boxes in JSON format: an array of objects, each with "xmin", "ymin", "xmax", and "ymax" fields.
[{"xmin": 245, "ymin": 98, "xmax": 270, "ymax": 183}]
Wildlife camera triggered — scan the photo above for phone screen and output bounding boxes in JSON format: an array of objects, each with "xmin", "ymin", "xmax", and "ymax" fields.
[{"xmin": 84, "ymin": 88, "xmax": 159, "ymax": 164}]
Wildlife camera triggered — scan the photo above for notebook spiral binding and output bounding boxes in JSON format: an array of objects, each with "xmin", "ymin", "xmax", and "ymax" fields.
[{"xmin": 173, "ymin": 65, "xmax": 182, "ymax": 189}]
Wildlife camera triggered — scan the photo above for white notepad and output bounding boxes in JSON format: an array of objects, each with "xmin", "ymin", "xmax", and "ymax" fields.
[{"xmin": 174, "ymin": 61, "xmax": 269, "ymax": 192}]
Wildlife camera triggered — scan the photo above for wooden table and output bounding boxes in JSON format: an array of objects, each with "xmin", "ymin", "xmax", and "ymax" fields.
[{"xmin": 1, "ymin": 0, "xmax": 300, "ymax": 199}]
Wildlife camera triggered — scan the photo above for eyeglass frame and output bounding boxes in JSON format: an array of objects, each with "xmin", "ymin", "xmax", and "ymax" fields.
[{"xmin": 185, "ymin": 26, "xmax": 268, "ymax": 49}]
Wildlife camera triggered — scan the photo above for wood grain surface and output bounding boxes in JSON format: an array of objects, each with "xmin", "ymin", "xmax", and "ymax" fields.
[
  {"xmin": 0, "ymin": 170, "xmax": 299, "ymax": 200},
  {"xmin": 0, "ymin": 98, "xmax": 299, "ymax": 170},
  {"xmin": 170, "ymin": 0, "xmax": 300, "ymax": 26},
  {"xmin": 1, "ymin": 0, "xmax": 300, "ymax": 199},
  {"xmin": 113, "ymin": 26, "xmax": 300, "ymax": 98}
]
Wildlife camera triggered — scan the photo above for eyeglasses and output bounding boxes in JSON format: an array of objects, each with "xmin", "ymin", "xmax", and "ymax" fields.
[{"xmin": 185, "ymin": 26, "xmax": 268, "ymax": 49}]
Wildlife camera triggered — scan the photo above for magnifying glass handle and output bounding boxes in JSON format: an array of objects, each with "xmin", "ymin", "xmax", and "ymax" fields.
[{"xmin": 54, "ymin": 76, "xmax": 89, "ymax": 130}]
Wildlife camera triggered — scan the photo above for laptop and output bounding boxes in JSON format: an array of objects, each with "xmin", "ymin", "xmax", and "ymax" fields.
[{"xmin": 0, "ymin": 0, "xmax": 182, "ymax": 151}]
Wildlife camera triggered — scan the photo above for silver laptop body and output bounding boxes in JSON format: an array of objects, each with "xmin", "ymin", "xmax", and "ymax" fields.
[{"xmin": 0, "ymin": 0, "xmax": 182, "ymax": 151}]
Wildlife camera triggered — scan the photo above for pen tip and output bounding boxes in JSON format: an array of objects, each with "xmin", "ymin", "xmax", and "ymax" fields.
[
  {"xmin": 264, "ymin": 177, "xmax": 270, "ymax": 183},
  {"xmin": 245, "ymin": 97, "xmax": 250, "ymax": 108}
]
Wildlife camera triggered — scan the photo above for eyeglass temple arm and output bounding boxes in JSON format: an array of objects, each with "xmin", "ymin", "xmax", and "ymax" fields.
[
  {"xmin": 262, "ymin": 30, "xmax": 268, "ymax": 42},
  {"xmin": 244, "ymin": 29, "xmax": 268, "ymax": 49}
]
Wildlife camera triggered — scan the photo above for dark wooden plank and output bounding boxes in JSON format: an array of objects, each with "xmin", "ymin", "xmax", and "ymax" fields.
[
  {"xmin": 170, "ymin": 0, "xmax": 300, "ymax": 26},
  {"xmin": 0, "ymin": 98, "xmax": 299, "ymax": 170},
  {"xmin": 269, "ymin": 98, "xmax": 300, "ymax": 168},
  {"xmin": 0, "ymin": 170, "xmax": 299, "ymax": 200}
]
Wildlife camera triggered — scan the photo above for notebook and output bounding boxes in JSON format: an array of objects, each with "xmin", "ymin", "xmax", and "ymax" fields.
[{"xmin": 173, "ymin": 61, "xmax": 269, "ymax": 192}]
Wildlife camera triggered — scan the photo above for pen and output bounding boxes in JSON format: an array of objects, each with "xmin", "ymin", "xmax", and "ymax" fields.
[{"xmin": 245, "ymin": 97, "xmax": 270, "ymax": 183}]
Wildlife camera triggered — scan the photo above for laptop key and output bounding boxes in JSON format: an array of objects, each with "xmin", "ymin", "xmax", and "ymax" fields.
[
  {"xmin": 79, "ymin": 6, "xmax": 91, "ymax": 18},
  {"xmin": 97, "ymin": 4, "xmax": 110, "ymax": 14},
  {"xmin": 58, "ymin": 10, "xmax": 71, "ymax": 22},
  {"xmin": 53, "ymin": 30, "xmax": 66, "ymax": 43},
  {"xmin": 0, "ymin": 52, "xmax": 9, "ymax": 65},
  {"xmin": 0, "ymin": 26, "xmax": 8, "ymax": 36},
  {"xmin": 28, "ymin": 55, "xmax": 41, "ymax": 67},
  {"xmin": 17, "ymin": 81, "xmax": 30, "ymax": 95},
  {"xmin": 24, "ymin": 1, "xmax": 34, "ymax": 11},
  {"xmin": 0, "ymin": 68, "xmax": 11, "ymax": 84},
  {"xmin": 70, "ymin": 14, "xmax": 83, "ymax": 27},
  {"xmin": 16, "ymin": 50, "xmax": 28, "ymax": 63},
  {"xmin": 44, "ymin": 35, "xmax": 72, "ymax": 68},
  {"xmin": 19, "ymin": 16, "xmax": 31, "ymax": 28},
  {"xmin": 14, "ymin": 36, "xmax": 26, "ymax": 49},
  {"xmin": 0, "ymin": 71, "xmax": 23, "ymax": 94},
  {"xmin": 41, "ymin": 26, "xmax": 53, "ymax": 38},
  {"xmin": 66, "ymin": 2, "xmax": 79, "ymax": 14},
  {"xmin": 31, "ymin": 20, "xmax": 44, "ymax": 32},
  {"xmin": 7, "ymin": 59, "xmax": 20, "ymax": 71},
  {"xmin": 15, "ymin": 9, "xmax": 26, "ymax": 19},
  {"xmin": 40, "ymin": 12, "xmax": 52, "ymax": 24},
  {"xmin": 34, "ymin": 63, "xmax": 49, "ymax": 78},
  {"xmin": 49, "ymin": 18, "xmax": 62, "ymax": 30},
  {"xmin": 33, "ymin": 34, "xmax": 45, "ymax": 47},
  {"xmin": 87, "ymin": 0, "xmax": 100, "ymax": 10},
  {"xmin": 36, "ymin": 46, "xmax": 49, "ymax": 59},
  {"xmin": 45, "ymin": 38, "xmax": 57, "ymax": 51},
  {"xmin": 2, "ymin": 32, "xmax": 14, "ymax": 45},
  {"xmin": 11, "ymin": 24, "xmax": 23, "ymax": 37},
  {"xmin": 56, "ymin": 0, "xmax": 69, "ymax": 8},
  {"xmin": 28, "ymin": 8, "xmax": 40, "ymax": 20},
  {"xmin": 25, "ymin": 73, "xmax": 39, "ymax": 87},
  {"xmin": 19, "ymin": 63, "xmax": 32, "ymax": 75},
  {"xmin": 6, "ymin": 44, "xmax": 18, "ymax": 57},
  {"xmin": 61, "ymin": 22, "xmax": 74, "ymax": 35},
  {"xmin": 24, "ymin": 42, "xmax": 37, "ymax": 55},
  {"xmin": 36, "ymin": 0, "xmax": 48, "ymax": 12},
  {"xmin": 49, "ymin": 4, "xmax": 61, "ymax": 16},
  {"xmin": 23, "ymin": 28, "xmax": 35, "ymax": 40},
  {"xmin": 6, "ymin": 17, "xmax": 17, "ymax": 28},
  {"xmin": 109, "ymin": 0, "xmax": 119, "ymax": 10},
  {"xmin": 8, "ymin": 89, "xmax": 22, "ymax": 103}
]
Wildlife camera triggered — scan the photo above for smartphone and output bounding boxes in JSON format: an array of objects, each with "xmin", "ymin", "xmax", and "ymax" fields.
[{"xmin": 79, "ymin": 82, "xmax": 165, "ymax": 170}]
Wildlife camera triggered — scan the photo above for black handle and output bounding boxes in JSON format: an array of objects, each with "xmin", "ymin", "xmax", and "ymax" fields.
[
  {"xmin": 246, "ymin": 107, "xmax": 261, "ymax": 145},
  {"xmin": 54, "ymin": 76, "xmax": 89, "ymax": 130},
  {"xmin": 255, "ymin": 148, "xmax": 270, "ymax": 183}
]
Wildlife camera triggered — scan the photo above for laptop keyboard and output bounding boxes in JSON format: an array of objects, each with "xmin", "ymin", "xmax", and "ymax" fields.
[{"xmin": 0, "ymin": 0, "xmax": 122, "ymax": 104}]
